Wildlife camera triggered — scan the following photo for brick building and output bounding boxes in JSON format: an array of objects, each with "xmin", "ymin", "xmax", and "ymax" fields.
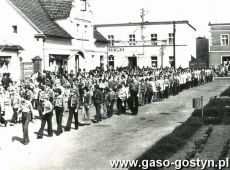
[{"xmin": 209, "ymin": 22, "xmax": 230, "ymax": 67}]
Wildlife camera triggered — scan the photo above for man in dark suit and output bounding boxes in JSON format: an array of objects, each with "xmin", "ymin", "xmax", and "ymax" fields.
[
  {"xmin": 129, "ymin": 76, "xmax": 139, "ymax": 115},
  {"xmin": 93, "ymin": 84, "xmax": 102, "ymax": 123}
]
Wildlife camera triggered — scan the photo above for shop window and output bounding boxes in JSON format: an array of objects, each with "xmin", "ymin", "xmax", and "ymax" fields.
[
  {"xmin": 0, "ymin": 56, "xmax": 11, "ymax": 69},
  {"xmin": 151, "ymin": 56, "xmax": 158, "ymax": 67}
]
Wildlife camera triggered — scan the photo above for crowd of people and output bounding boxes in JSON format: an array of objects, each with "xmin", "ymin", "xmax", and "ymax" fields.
[{"xmin": 0, "ymin": 66, "xmax": 215, "ymax": 145}]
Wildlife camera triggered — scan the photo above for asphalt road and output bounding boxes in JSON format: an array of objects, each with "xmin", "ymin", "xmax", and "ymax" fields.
[{"xmin": 0, "ymin": 79, "xmax": 230, "ymax": 170}]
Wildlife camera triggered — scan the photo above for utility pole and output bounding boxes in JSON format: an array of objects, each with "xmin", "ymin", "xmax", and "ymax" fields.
[
  {"xmin": 173, "ymin": 21, "xmax": 176, "ymax": 68},
  {"xmin": 140, "ymin": 8, "xmax": 145, "ymax": 56},
  {"xmin": 160, "ymin": 40, "xmax": 167, "ymax": 68}
]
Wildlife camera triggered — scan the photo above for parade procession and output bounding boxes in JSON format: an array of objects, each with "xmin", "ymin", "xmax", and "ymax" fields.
[
  {"xmin": 0, "ymin": 67, "xmax": 214, "ymax": 145},
  {"xmin": 3, "ymin": 0, "xmax": 230, "ymax": 169}
]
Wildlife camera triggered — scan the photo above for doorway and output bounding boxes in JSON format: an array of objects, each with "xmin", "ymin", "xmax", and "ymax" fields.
[
  {"xmin": 222, "ymin": 56, "xmax": 230, "ymax": 65},
  {"xmin": 49, "ymin": 55, "xmax": 68, "ymax": 74},
  {"xmin": 75, "ymin": 51, "xmax": 84, "ymax": 74},
  {"xmin": 128, "ymin": 57, "xmax": 137, "ymax": 68}
]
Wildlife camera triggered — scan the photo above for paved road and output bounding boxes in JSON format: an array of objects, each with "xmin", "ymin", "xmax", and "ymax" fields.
[{"xmin": 0, "ymin": 79, "xmax": 230, "ymax": 170}]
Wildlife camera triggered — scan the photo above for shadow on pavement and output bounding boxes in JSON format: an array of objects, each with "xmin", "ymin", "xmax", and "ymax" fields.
[{"xmin": 12, "ymin": 136, "xmax": 24, "ymax": 144}]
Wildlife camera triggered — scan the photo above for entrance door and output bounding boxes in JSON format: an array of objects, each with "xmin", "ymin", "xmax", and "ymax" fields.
[
  {"xmin": 128, "ymin": 57, "xmax": 137, "ymax": 68},
  {"xmin": 222, "ymin": 56, "xmax": 230, "ymax": 65},
  {"xmin": 75, "ymin": 55, "xmax": 79, "ymax": 75}
]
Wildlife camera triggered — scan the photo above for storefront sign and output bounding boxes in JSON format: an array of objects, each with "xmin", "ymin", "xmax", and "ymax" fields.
[{"xmin": 108, "ymin": 47, "xmax": 124, "ymax": 52}]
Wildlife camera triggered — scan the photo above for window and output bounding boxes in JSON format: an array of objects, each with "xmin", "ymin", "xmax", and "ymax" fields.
[
  {"xmin": 0, "ymin": 56, "xmax": 11, "ymax": 67},
  {"xmin": 169, "ymin": 56, "xmax": 175, "ymax": 67},
  {"xmin": 168, "ymin": 33, "xmax": 174, "ymax": 45},
  {"xmin": 12, "ymin": 25, "xmax": 17, "ymax": 33},
  {"xmin": 129, "ymin": 34, "xmax": 136, "ymax": 46},
  {"xmin": 151, "ymin": 56, "xmax": 158, "ymax": 67},
  {"xmin": 108, "ymin": 55, "xmax": 115, "ymax": 68},
  {"xmin": 221, "ymin": 34, "xmax": 229, "ymax": 46},
  {"xmin": 151, "ymin": 34, "xmax": 157, "ymax": 45},
  {"xmin": 108, "ymin": 35, "xmax": 114, "ymax": 46}
]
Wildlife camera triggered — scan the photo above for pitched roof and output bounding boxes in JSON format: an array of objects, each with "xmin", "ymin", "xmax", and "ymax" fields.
[
  {"xmin": 93, "ymin": 29, "xmax": 109, "ymax": 44},
  {"xmin": 39, "ymin": 0, "xmax": 72, "ymax": 19},
  {"xmin": 8, "ymin": 0, "xmax": 72, "ymax": 39}
]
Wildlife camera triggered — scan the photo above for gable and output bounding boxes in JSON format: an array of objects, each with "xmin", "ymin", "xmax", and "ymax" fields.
[{"xmin": 8, "ymin": 0, "xmax": 72, "ymax": 39}]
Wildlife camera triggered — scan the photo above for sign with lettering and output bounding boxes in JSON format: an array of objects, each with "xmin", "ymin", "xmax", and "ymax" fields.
[{"xmin": 108, "ymin": 47, "xmax": 124, "ymax": 52}]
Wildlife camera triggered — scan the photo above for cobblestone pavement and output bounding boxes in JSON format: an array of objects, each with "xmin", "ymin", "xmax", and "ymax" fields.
[{"xmin": 0, "ymin": 79, "xmax": 230, "ymax": 170}]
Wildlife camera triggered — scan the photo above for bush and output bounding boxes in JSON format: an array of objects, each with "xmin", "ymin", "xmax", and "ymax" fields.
[
  {"xmin": 203, "ymin": 117, "xmax": 222, "ymax": 125},
  {"xmin": 220, "ymin": 86, "xmax": 230, "ymax": 96}
]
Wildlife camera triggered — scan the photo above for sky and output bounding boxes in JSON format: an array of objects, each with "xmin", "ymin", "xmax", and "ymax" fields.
[{"xmin": 90, "ymin": 0, "xmax": 230, "ymax": 38}]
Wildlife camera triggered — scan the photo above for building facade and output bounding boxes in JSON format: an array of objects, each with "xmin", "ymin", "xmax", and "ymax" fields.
[
  {"xmin": 0, "ymin": 0, "xmax": 108, "ymax": 80},
  {"xmin": 0, "ymin": 39, "xmax": 23, "ymax": 81},
  {"xmin": 209, "ymin": 22, "xmax": 230, "ymax": 67},
  {"xmin": 95, "ymin": 21, "xmax": 196, "ymax": 69}
]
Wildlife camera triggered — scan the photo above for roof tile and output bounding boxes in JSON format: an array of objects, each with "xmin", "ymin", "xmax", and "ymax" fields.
[
  {"xmin": 9, "ymin": 0, "xmax": 72, "ymax": 39},
  {"xmin": 39, "ymin": 0, "xmax": 72, "ymax": 19}
]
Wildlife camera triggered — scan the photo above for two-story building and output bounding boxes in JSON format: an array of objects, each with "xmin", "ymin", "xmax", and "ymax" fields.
[
  {"xmin": 209, "ymin": 22, "xmax": 230, "ymax": 67},
  {"xmin": 95, "ymin": 20, "xmax": 196, "ymax": 69},
  {"xmin": 0, "ymin": 0, "xmax": 108, "ymax": 80}
]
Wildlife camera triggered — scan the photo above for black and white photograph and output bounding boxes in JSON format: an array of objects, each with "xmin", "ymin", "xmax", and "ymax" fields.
[{"xmin": 0, "ymin": 0, "xmax": 230, "ymax": 169}]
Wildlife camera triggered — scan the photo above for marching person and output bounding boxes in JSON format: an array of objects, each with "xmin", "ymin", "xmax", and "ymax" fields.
[
  {"xmin": 54, "ymin": 88, "xmax": 65, "ymax": 136},
  {"xmin": 37, "ymin": 96, "xmax": 53, "ymax": 139},
  {"xmin": 81, "ymin": 87, "xmax": 91, "ymax": 125},
  {"xmin": 92, "ymin": 84, "xmax": 102, "ymax": 123},
  {"xmin": 17, "ymin": 96, "xmax": 34, "ymax": 145},
  {"xmin": 116, "ymin": 83, "xmax": 127, "ymax": 115},
  {"xmin": 10, "ymin": 91, "xmax": 21, "ymax": 126},
  {"xmin": 65, "ymin": 88, "xmax": 79, "ymax": 131},
  {"xmin": 105, "ymin": 87, "xmax": 116, "ymax": 118},
  {"xmin": 129, "ymin": 76, "xmax": 139, "ymax": 115}
]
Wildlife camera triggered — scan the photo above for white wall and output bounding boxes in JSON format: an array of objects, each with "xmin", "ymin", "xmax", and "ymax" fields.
[
  {"xmin": 96, "ymin": 22, "xmax": 196, "ymax": 68},
  {"xmin": 0, "ymin": 0, "xmax": 44, "ymax": 63}
]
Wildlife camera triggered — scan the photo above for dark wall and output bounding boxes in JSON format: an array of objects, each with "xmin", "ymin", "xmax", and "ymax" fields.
[{"xmin": 196, "ymin": 37, "xmax": 209, "ymax": 64}]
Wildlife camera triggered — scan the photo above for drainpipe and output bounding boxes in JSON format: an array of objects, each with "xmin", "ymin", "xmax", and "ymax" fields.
[{"xmin": 173, "ymin": 21, "xmax": 176, "ymax": 68}]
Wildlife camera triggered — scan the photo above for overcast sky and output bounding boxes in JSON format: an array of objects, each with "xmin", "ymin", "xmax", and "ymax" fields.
[{"xmin": 90, "ymin": 0, "xmax": 230, "ymax": 38}]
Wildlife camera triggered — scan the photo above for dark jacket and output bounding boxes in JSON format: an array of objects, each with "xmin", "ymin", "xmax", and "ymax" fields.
[{"xmin": 93, "ymin": 89, "xmax": 102, "ymax": 105}]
